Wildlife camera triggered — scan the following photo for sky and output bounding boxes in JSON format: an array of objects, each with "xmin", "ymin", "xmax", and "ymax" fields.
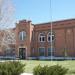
[{"xmin": 12, "ymin": 0, "xmax": 75, "ymax": 24}]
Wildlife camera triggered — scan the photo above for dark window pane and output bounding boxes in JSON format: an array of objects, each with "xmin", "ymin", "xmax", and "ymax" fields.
[
  {"xmin": 48, "ymin": 48, "xmax": 54, "ymax": 56},
  {"xmin": 42, "ymin": 37, "xmax": 45, "ymax": 41},
  {"xmin": 40, "ymin": 37, "xmax": 41, "ymax": 41},
  {"xmin": 48, "ymin": 36, "xmax": 50, "ymax": 41},
  {"xmin": 39, "ymin": 48, "xmax": 45, "ymax": 56},
  {"xmin": 52, "ymin": 35, "xmax": 54, "ymax": 40},
  {"xmin": 48, "ymin": 48, "xmax": 51, "ymax": 56}
]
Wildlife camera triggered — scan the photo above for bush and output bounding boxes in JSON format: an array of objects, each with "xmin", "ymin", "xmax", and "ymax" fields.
[
  {"xmin": 33, "ymin": 65, "xmax": 68, "ymax": 75},
  {"xmin": 0, "ymin": 61, "xmax": 25, "ymax": 75}
]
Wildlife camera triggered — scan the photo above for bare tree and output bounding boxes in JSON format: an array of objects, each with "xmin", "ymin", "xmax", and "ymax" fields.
[
  {"xmin": 0, "ymin": 0, "xmax": 15, "ymax": 29},
  {"xmin": 0, "ymin": 0, "xmax": 16, "ymax": 56}
]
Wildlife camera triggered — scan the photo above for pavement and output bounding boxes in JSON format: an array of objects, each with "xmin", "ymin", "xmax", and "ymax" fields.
[{"xmin": 20, "ymin": 73, "xmax": 33, "ymax": 75}]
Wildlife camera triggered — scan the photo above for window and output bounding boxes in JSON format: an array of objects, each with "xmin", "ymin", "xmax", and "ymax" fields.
[
  {"xmin": 48, "ymin": 48, "xmax": 54, "ymax": 56},
  {"xmin": 4, "ymin": 48, "xmax": 15, "ymax": 56},
  {"xmin": 32, "ymin": 48, "xmax": 35, "ymax": 54},
  {"xmin": 19, "ymin": 31, "xmax": 26, "ymax": 41},
  {"xmin": 39, "ymin": 33, "xmax": 45, "ymax": 42},
  {"xmin": 48, "ymin": 48, "xmax": 51, "ymax": 56},
  {"xmin": 39, "ymin": 47, "xmax": 45, "ymax": 56},
  {"xmin": 47, "ymin": 32, "xmax": 55, "ymax": 42}
]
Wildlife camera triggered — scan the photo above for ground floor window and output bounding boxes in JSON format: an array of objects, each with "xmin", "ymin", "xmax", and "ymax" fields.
[
  {"xmin": 48, "ymin": 48, "xmax": 54, "ymax": 56},
  {"xmin": 39, "ymin": 47, "xmax": 45, "ymax": 56},
  {"xmin": 4, "ymin": 48, "xmax": 15, "ymax": 56},
  {"xmin": 31, "ymin": 48, "xmax": 35, "ymax": 57}
]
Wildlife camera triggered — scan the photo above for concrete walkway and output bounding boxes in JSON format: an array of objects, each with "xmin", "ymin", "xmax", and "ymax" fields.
[{"xmin": 21, "ymin": 73, "xmax": 33, "ymax": 75}]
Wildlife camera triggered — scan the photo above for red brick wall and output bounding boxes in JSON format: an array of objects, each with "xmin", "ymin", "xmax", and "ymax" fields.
[
  {"xmin": 32, "ymin": 19, "xmax": 75, "ymax": 57},
  {"xmin": 15, "ymin": 20, "xmax": 33, "ymax": 59},
  {"xmin": 54, "ymin": 29, "xmax": 65, "ymax": 56},
  {"xmin": 15, "ymin": 19, "xmax": 75, "ymax": 58}
]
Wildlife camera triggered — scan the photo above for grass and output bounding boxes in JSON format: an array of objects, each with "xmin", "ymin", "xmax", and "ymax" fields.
[
  {"xmin": 1, "ymin": 60, "xmax": 75, "ymax": 75},
  {"xmin": 19, "ymin": 60, "xmax": 75, "ymax": 75}
]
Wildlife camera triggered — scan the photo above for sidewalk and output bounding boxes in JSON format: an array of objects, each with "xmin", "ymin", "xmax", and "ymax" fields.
[{"xmin": 21, "ymin": 73, "xmax": 33, "ymax": 75}]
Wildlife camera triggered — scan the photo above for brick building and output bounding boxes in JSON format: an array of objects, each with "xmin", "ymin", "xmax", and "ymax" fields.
[{"xmin": 1, "ymin": 19, "xmax": 75, "ymax": 59}]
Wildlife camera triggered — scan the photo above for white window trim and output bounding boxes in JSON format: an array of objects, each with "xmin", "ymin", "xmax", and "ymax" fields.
[
  {"xmin": 47, "ymin": 32, "xmax": 54, "ymax": 42},
  {"xmin": 19, "ymin": 31, "xmax": 26, "ymax": 41},
  {"xmin": 38, "ymin": 33, "xmax": 45, "ymax": 42}
]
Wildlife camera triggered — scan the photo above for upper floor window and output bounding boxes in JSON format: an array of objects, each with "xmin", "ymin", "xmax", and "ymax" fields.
[
  {"xmin": 19, "ymin": 31, "xmax": 26, "ymax": 41},
  {"xmin": 39, "ymin": 33, "xmax": 45, "ymax": 42},
  {"xmin": 47, "ymin": 32, "xmax": 55, "ymax": 42}
]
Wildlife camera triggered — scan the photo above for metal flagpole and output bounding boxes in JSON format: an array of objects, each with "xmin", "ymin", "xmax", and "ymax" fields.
[{"xmin": 50, "ymin": 0, "xmax": 53, "ymax": 61}]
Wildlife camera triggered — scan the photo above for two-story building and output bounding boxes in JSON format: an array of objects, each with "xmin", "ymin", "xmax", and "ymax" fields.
[
  {"xmin": 15, "ymin": 19, "xmax": 75, "ymax": 59},
  {"xmin": 1, "ymin": 19, "xmax": 75, "ymax": 60}
]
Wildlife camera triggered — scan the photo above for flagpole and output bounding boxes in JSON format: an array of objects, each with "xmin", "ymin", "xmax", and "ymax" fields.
[{"xmin": 50, "ymin": 0, "xmax": 53, "ymax": 61}]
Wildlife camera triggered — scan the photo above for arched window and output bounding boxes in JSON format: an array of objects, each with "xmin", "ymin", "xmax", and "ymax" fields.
[
  {"xmin": 19, "ymin": 31, "xmax": 26, "ymax": 41},
  {"xmin": 47, "ymin": 32, "xmax": 55, "ymax": 42},
  {"xmin": 39, "ymin": 33, "xmax": 45, "ymax": 42}
]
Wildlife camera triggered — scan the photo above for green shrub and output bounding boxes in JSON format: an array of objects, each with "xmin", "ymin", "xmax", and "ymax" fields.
[
  {"xmin": 0, "ymin": 61, "xmax": 25, "ymax": 75},
  {"xmin": 33, "ymin": 65, "xmax": 68, "ymax": 75},
  {"xmin": 33, "ymin": 65, "xmax": 48, "ymax": 75}
]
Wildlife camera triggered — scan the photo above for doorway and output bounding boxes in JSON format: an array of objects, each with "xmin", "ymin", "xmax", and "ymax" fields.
[{"xmin": 19, "ymin": 48, "xmax": 26, "ymax": 59}]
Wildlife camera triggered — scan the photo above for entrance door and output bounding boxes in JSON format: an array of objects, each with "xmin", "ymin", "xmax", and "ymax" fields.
[{"xmin": 19, "ymin": 48, "xmax": 26, "ymax": 59}]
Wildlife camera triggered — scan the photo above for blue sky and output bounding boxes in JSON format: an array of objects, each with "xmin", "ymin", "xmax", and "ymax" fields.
[{"xmin": 13, "ymin": 0, "xmax": 75, "ymax": 24}]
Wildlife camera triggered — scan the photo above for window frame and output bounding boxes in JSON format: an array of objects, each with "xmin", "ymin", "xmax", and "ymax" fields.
[
  {"xmin": 19, "ymin": 31, "xmax": 26, "ymax": 41},
  {"xmin": 38, "ymin": 33, "xmax": 45, "ymax": 42},
  {"xmin": 47, "ymin": 32, "xmax": 55, "ymax": 42},
  {"xmin": 39, "ymin": 47, "xmax": 45, "ymax": 56},
  {"xmin": 47, "ymin": 47, "xmax": 54, "ymax": 56}
]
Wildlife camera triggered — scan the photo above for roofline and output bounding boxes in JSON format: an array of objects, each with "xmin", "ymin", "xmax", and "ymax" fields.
[{"xmin": 34, "ymin": 18, "xmax": 75, "ymax": 26}]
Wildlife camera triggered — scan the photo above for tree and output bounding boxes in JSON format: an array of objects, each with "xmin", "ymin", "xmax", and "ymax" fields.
[
  {"xmin": 0, "ymin": 0, "xmax": 15, "ymax": 29},
  {"xmin": 0, "ymin": 0, "xmax": 16, "ymax": 56}
]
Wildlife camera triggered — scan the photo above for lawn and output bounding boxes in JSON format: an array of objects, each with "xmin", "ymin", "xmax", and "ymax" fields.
[{"xmin": 20, "ymin": 60, "xmax": 75, "ymax": 75}]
